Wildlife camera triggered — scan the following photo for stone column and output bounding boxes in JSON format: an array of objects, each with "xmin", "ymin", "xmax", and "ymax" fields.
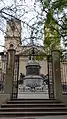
[
  {"xmin": 4, "ymin": 45, "xmax": 15, "ymax": 98},
  {"xmin": 52, "ymin": 50, "xmax": 62, "ymax": 100}
]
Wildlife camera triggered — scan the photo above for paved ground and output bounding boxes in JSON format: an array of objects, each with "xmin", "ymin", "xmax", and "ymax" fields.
[
  {"xmin": 18, "ymin": 92, "xmax": 49, "ymax": 99},
  {"xmin": 18, "ymin": 85, "xmax": 49, "ymax": 99}
]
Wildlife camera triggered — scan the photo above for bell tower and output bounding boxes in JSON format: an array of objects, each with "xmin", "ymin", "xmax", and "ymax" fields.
[{"xmin": 4, "ymin": 18, "xmax": 22, "ymax": 54}]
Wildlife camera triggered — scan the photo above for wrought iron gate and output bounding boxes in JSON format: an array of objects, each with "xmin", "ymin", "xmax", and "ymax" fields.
[{"xmin": 12, "ymin": 55, "xmax": 19, "ymax": 98}]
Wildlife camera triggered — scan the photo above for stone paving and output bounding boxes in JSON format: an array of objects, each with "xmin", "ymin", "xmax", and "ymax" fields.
[{"xmin": 18, "ymin": 92, "xmax": 49, "ymax": 99}]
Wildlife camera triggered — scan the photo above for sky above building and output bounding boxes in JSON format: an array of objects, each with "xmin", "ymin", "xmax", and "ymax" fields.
[{"xmin": 0, "ymin": 0, "xmax": 44, "ymax": 52}]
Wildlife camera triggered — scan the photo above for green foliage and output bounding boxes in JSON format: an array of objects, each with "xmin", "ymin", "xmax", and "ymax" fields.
[
  {"xmin": 36, "ymin": 55, "xmax": 44, "ymax": 60},
  {"xmin": 61, "ymin": 16, "xmax": 67, "ymax": 47},
  {"xmin": 40, "ymin": 0, "xmax": 67, "ymax": 10},
  {"xmin": 40, "ymin": 0, "xmax": 67, "ymax": 54},
  {"xmin": 44, "ymin": 10, "xmax": 61, "ymax": 55},
  {"xmin": 52, "ymin": 0, "xmax": 67, "ymax": 11}
]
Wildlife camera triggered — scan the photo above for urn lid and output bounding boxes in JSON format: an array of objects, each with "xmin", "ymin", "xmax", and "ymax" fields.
[{"xmin": 26, "ymin": 60, "xmax": 41, "ymax": 68}]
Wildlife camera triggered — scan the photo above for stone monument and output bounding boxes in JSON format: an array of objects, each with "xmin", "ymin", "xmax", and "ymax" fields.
[
  {"xmin": 18, "ymin": 59, "xmax": 49, "ymax": 99},
  {"xmin": 22, "ymin": 60, "xmax": 44, "ymax": 92}
]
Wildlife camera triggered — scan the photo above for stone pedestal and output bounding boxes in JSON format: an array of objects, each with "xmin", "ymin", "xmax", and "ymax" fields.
[
  {"xmin": 52, "ymin": 50, "xmax": 62, "ymax": 100},
  {"xmin": 18, "ymin": 60, "xmax": 49, "ymax": 99}
]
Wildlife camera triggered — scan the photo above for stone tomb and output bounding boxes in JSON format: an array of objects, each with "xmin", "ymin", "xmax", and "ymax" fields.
[{"xmin": 18, "ymin": 60, "xmax": 49, "ymax": 99}]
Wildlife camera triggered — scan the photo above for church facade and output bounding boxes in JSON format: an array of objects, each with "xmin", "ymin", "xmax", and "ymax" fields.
[{"xmin": 0, "ymin": 19, "xmax": 48, "ymax": 93}]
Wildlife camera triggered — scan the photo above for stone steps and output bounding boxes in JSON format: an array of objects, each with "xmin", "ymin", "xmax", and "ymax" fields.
[
  {"xmin": 0, "ymin": 99, "xmax": 67, "ymax": 117},
  {"xmin": 7, "ymin": 99, "xmax": 61, "ymax": 103},
  {"xmin": 0, "ymin": 111, "xmax": 67, "ymax": 117},
  {"xmin": 1, "ymin": 103, "xmax": 66, "ymax": 108},
  {"xmin": 0, "ymin": 107, "xmax": 67, "ymax": 112}
]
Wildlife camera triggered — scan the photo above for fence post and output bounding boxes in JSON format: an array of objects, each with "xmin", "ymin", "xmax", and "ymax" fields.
[
  {"xmin": 52, "ymin": 50, "xmax": 62, "ymax": 100},
  {"xmin": 4, "ymin": 44, "xmax": 15, "ymax": 98}
]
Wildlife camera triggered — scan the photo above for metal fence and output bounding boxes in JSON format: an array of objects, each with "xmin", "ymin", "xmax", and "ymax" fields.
[
  {"xmin": 12, "ymin": 55, "xmax": 19, "ymax": 98},
  {"xmin": 0, "ymin": 54, "xmax": 19, "ymax": 98},
  {"xmin": 0, "ymin": 54, "xmax": 6, "ymax": 93},
  {"xmin": 0, "ymin": 69, "xmax": 5, "ymax": 92},
  {"xmin": 48, "ymin": 56, "xmax": 67, "ymax": 97},
  {"xmin": 47, "ymin": 55, "xmax": 54, "ymax": 98},
  {"xmin": 0, "ymin": 54, "xmax": 67, "ymax": 97},
  {"xmin": 61, "ymin": 61, "xmax": 67, "ymax": 94}
]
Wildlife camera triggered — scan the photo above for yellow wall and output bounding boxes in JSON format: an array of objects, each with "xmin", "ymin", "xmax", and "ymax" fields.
[{"xmin": 19, "ymin": 56, "xmax": 48, "ymax": 78}]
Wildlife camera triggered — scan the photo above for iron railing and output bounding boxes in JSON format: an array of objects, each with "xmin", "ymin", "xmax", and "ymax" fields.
[{"xmin": 61, "ymin": 61, "xmax": 67, "ymax": 94}]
